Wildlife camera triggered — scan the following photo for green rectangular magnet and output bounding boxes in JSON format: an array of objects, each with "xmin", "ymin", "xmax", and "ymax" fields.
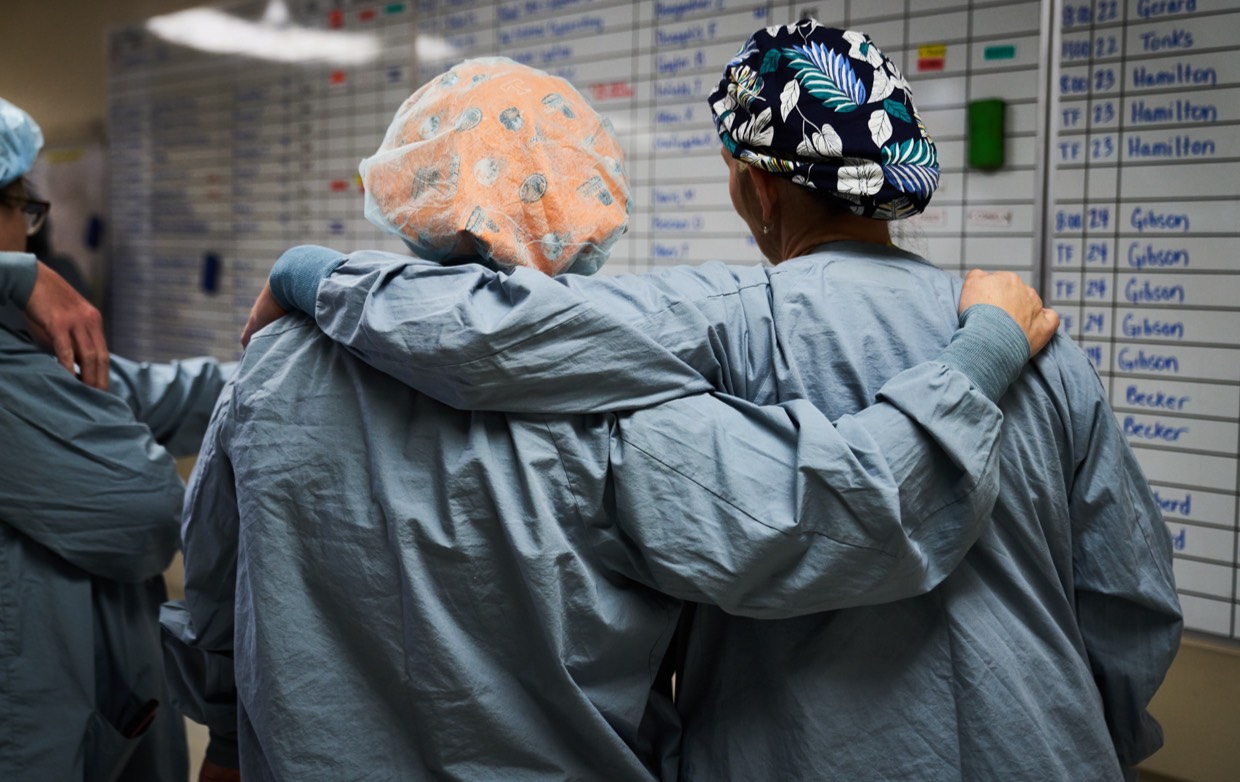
[{"xmin": 968, "ymin": 98, "xmax": 1006, "ymax": 170}]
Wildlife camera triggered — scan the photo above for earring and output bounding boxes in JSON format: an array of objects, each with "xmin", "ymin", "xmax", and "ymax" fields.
[{"xmin": 762, "ymin": 224, "xmax": 770, "ymax": 235}]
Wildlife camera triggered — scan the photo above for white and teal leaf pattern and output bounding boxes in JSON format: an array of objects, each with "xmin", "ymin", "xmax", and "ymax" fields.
[
  {"xmin": 842, "ymin": 30, "xmax": 883, "ymax": 67},
  {"xmin": 760, "ymin": 48, "xmax": 781, "ymax": 74},
  {"xmin": 734, "ymin": 106, "xmax": 774, "ymax": 148},
  {"xmin": 882, "ymin": 163, "xmax": 940, "ymax": 197},
  {"xmin": 783, "ymin": 44, "xmax": 867, "ymax": 113},
  {"xmin": 779, "ymin": 79, "xmax": 800, "ymax": 121},
  {"xmin": 796, "ymin": 125, "xmax": 843, "ymax": 159},
  {"xmin": 881, "ymin": 138, "xmax": 938, "ymax": 167},
  {"xmin": 838, "ymin": 161, "xmax": 884, "ymax": 196},
  {"xmin": 881, "ymin": 139, "xmax": 939, "ymax": 197},
  {"xmin": 868, "ymin": 109, "xmax": 893, "ymax": 147},
  {"xmin": 869, "ymin": 67, "xmax": 895, "ymax": 103},
  {"xmin": 883, "ymin": 98, "xmax": 911, "ymax": 124}
]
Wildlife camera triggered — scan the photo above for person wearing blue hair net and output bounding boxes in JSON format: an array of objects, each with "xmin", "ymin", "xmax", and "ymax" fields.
[
  {"xmin": 249, "ymin": 24, "xmax": 1180, "ymax": 781},
  {"xmin": 0, "ymin": 96, "xmax": 232, "ymax": 782},
  {"xmin": 166, "ymin": 58, "xmax": 1058, "ymax": 780},
  {"xmin": 0, "ymin": 98, "xmax": 110, "ymax": 388}
]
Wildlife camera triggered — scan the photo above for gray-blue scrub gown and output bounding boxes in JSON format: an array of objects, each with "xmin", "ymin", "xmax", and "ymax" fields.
[
  {"xmin": 0, "ymin": 252, "xmax": 230, "ymax": 782},
  {"xmin": 162, "ymin": 260, "xmax": 1029, "ymax": 780},
  {"xmin": 275, "ymin": 241, "xmax": 1183, "ymax": 781}
]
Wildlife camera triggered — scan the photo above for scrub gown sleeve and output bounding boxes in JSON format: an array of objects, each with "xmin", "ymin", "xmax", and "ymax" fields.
[
  {"xmin": 605, "ymin": 359, "xmax": 1007, "ymax": 615},
  {"xmin": 1059, "ymin": 344, "xmax": 1182, "ymax": 771},
  {"xmin": 160, "ymin": 379, "xmax": 242, "ymax": 766},
  {"xmin": 284, "ymin": 247, "xmax": 1030, "ymax": 413},
  {"xmin": 0, "ymin": 349, "xmax": 183, "ymax": 582},
  {"xmin": 108, "ymin": 354, "xmax": 237, "ymax": 458},
  {"xmin": 0, "ymin": 251, "xmax": 38, "ymax": 307},
  {"xmin": 279, "ymin": 246, "xmax": 764, "ymax": 412}
]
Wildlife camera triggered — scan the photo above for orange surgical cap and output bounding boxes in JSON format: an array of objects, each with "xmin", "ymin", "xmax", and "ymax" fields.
[{"xmin": 361, "ymin": 57, "xmax": 629, "ymax": 276}]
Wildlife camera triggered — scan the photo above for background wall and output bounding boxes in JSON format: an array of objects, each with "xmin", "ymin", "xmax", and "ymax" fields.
[
  {"xmin": 1, "ymin": 2, "xmax": 1237, "ymax": 782},
  {"xmin": 3, "ymin": 0, "xmax": 205, "ymax": 144}
]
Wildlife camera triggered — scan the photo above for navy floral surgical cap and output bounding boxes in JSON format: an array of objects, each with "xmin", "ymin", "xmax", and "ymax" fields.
[{"xmin": 709, "ymin": 20, "xmax": 939, "ymax": 219}]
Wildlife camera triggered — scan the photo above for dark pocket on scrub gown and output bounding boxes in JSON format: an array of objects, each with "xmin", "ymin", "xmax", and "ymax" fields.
[{"xmin": 84, "ymin": 698, "xmax": 160, "ymax": 782}]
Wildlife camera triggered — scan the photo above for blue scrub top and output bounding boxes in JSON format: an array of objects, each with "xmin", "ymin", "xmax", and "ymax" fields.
[
  {"xmin": 165, "ymin": 281, "xmax": 1025, "ymax": 779},
  {"xmin": 0, "ymin": 251, "xmax": 231, "ymax": 781},
  {"xmin": 283, "ymin": 241, "xmax": 1181, "ymax": 781}
]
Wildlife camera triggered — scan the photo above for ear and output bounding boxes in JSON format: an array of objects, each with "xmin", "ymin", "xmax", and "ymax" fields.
[{"xmin": 745, "ymin": 166, "xmax": 780, "ymax": 225}]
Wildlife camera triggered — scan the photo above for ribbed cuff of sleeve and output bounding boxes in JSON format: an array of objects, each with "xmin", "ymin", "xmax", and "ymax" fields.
[
  {"xmin": 205, "ymin": 731, "xmax": 240, "ymax": 769},
  {"xmin": 938, "ymin": 303, "xmax": 1030, "ymax": 401},
  {"xmin": 269, "ymin": 245, "xmax": 347, "ymax": 314},
  {"xmin": 0, "ymin": 251, "xmax": 38, "ymax": 309}
]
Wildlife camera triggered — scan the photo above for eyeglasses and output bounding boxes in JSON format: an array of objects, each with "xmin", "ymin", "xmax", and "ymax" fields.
[{"xmin": 2, "ymin": 195, "xmax": 51, "ymax": 236}]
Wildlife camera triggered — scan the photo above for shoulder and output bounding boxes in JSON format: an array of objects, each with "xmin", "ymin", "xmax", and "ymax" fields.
[
  {"xmin": 237, "ymin": 313, "xmax": 326, "ymax": 382},
  {"xmin": 1010, "ymin": 333, "xmax": 1114, "ymax": 461},
  {"xmin": 0, "ymin": 326, "xmax": 123, "ymax": 410},
  {"xmin": 1030, "ymin": 333, "xmax": 1108, "ymax": 402},
  {"xmin": 233, "ymin": 313, "xmax": 366, "ymax": 410}
]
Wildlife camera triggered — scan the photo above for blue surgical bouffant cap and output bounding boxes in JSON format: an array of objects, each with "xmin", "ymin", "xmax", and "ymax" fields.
[
  {"xmin": 0, "ymin": 97, "xmax": 43, "ymax": 187},
  {"xmin": 709, "ymin": 20, "xmax": 939, "ymax": 220}
]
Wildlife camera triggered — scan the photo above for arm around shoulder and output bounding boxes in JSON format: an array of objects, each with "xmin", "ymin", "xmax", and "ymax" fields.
[
  {"xmin": 310, "ymin": 252, "xmax": 767, "ymax": 412},
  {"xmin": 109, "ymin": 354, "xmax": 236, "ymax": 458},
  {"xmin": 606, "ymin": 358, "xmax": 1007, "ymax": 615}
]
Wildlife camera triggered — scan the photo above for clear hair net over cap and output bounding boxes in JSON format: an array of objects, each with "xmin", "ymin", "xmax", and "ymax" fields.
[
  {"xmin": 0, "ymin": 97, "xmax": 43, "ymax": 187},
  {"xmin": 361, "ymin": 58, "xmax": 629, "ymax": 276}
]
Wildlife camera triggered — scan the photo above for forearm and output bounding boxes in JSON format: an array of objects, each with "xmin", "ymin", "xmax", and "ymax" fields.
[
  {"xmin": 277, "ymin": 246, "xmax": 760, "ymax": 411},
  {"xmin": 109, "ymin": 355, "xmax": 236, "ymax": 458},
  {"xmin": 0, "ymin": 251, "xmax": 37, "ymax": 308},
  {"xmin": 275, "ymin": 246, "xmax": 1029, "ymax": 413},
  {"xmin": 610, "ymin": 347, "xmax": 1022, "ymax": 616}
]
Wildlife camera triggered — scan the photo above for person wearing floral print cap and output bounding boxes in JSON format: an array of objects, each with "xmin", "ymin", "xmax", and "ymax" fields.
[
  {"xmin": 685, "ymin": 23, "xmax": 1180, "ymax": 782},
  {"xmin": 241, "ymin": 24, "xmax": 1175, "ymax": 780},
  {"xmin": 712, "ymin": 21, "xmax": 938, "ymax": 219}
]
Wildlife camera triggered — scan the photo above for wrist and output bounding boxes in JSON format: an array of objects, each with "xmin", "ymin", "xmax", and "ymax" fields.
[
  {"xmin": 0, "ymin": 251, "xmax": 38, "ymax": 308},
  {"xmin": 270, "ymin": 245, "xmax": 348, "ymax": 314},
  {"xmin": 939, "ymin": 303, "xmax": 1030, "ymax": 401}
]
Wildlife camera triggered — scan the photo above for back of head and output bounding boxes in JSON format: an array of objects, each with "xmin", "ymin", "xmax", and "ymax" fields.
[
  {"xmin": 361, "ymin": 58, "xmax": 630, "ymax": 276},
  {"xmin": 709, "ymin": 20, "xmax": 939, "ymax": 220}
]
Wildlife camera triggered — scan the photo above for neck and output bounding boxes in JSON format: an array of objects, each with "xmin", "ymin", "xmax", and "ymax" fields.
[{"xmin": 776, "ymin": 211, "xmax": 891, "ymax": 263}]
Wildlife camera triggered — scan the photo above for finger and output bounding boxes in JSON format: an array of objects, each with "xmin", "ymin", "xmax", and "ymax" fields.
[
  {"xmin": 1042, "ymin": 307, "xmax": 1061, "ymax": 332},
  {"xmin": 1026, "ymin": 309, "xmax": 1061, "ymax": 356},
  {"xmin": 72, "ymin": 326, "xmax": 98, "ymax": 390},
  {"xmin": 85, "ymin": 319, "xmax": 110, "ymax": 391},
  {"xmin": 51, "ymin": 329, "xmax": 76, "ymax": 377},
  {"xmin": 85, "ymin": 307, "xmax": 108, "ymax": 389}
]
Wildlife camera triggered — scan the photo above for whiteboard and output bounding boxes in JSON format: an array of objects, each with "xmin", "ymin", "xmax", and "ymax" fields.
[
  {"xmin": 105, "ymin": 0, "xmax": 1240, "ymax": 640},
  {"xmin": 1047, "ymin": 0, "xmax": 1240, "ymax": 640}
]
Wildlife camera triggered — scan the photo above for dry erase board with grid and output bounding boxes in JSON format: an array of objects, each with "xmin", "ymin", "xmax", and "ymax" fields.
[{"xmin": 105, "ymin": 0, "xmax": 1240, "ymax": 640}]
